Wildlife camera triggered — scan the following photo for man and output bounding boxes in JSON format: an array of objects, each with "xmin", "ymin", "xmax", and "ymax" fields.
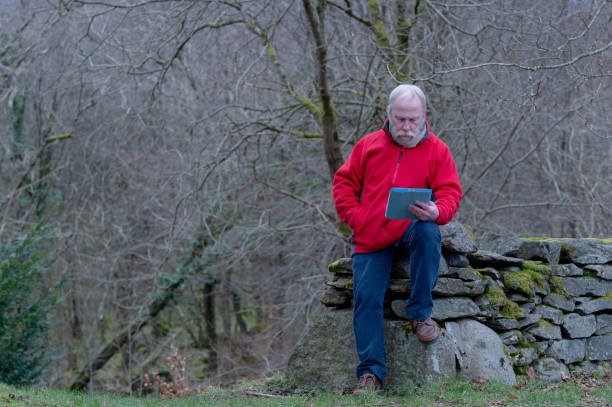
[{"xmin": 332, "ymin": 84, "xmax": 462, "ymax": 393}]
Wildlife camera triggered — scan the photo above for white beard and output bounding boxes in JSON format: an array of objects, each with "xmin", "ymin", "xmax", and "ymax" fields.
[{"xmin": 390, "ymin": 122, "xmax": 427, "ymax": 148}]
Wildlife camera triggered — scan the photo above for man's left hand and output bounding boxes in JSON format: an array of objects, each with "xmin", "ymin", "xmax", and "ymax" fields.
[{"xmin": 408, "ymin": 201, "xmax": 439, "ymax": 222}]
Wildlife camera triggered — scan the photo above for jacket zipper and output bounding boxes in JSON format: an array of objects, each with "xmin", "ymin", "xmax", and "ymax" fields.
[{"xmin": 391, "ymin": 150, "xmax": 403, "ymax": 185}]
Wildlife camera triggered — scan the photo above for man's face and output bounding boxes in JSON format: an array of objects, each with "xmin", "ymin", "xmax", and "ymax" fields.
[{"xmin": 389, "ymin": 96, "xmax": 425, "ymax": 145}]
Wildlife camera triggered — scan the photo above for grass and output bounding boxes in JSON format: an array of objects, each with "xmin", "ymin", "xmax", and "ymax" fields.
[{"xmin": 1, "ymin": 364, "xmax": 611, "ymax": 407}]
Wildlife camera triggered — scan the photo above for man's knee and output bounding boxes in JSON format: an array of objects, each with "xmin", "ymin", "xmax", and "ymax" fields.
[{"xmin": 411, "ymin": 221, "xmax": 441, "ymax": 243}]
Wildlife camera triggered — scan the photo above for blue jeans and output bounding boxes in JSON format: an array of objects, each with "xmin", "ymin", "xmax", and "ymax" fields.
[{"xmin": 352, "ymin": 220, "xmax": 441, "ymax": 382}]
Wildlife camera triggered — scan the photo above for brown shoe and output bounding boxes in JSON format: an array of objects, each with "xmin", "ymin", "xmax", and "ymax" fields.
[
  {"xmin": 411, "ymin": 318, "xmax": 440, "ymax": 343},
  {"xmin": 353, "ymin": 373, "xmax": 382, "ymax": 394}
]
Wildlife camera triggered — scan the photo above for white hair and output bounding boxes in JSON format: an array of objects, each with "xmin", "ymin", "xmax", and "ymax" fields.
[{"xmin": 386, "ymin": 84, "xmax": 427, "ymax": 116}]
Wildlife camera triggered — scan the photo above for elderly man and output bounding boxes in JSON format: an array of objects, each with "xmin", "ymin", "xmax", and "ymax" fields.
[{"xmin": 332, "ymin": 84, "xmax": 462, "ymax": 393}]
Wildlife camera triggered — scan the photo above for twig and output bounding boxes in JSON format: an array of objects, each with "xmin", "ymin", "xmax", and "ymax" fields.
[{"xmin": 245, "ymin": 390, "xmax": 285, "ymax": 398}]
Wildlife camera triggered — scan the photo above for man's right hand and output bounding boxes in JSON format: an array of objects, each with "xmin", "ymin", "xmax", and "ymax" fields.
[{"xmin": 408, "ymin": 201, "xmax": 439, "ymax": 222}]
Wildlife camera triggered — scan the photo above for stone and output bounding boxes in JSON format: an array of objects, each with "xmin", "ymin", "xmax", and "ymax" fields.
[
  {"xmin": 533, "ymin": 341, "xmax": 551, "ymax": 353},
  {"xmin": 533, "ymin": 357, "xmax": 570, "ymax": 382},
  {"xmin": 385, "ymin": 327, "xmax": 457, "ymax": 386},
  {"xmin": 516, "ymin": 313, "xmax": 542, "ymax": 329},
  {"xmin": 519, "ymin": 303, "xmax": 536, "ymax": 314},
  {"xmin": 477, "ymin": 233, "xmax": 522, "ymax": 256},
  {"xmin": 467, "ymin": 251, "xmax": 524, "ymax": 269},
  {"xmin": 576, "ymin": 298, "xmax": 612, "ymax": 314},
  {"xmin": 448, "ymin": 267, "xmax": 481, "ymax": 281},
  {"xmin": 523, "ymin": 333, "xmax": 537, "ymax": 343},
  {"xmin": 562, "ymin": 314, "xmax": 596, "ymax": 338},
  {"xmin": 391, "ymin": 253, "xmax": 449, "ymax": 279},
  {"xmin": 534, "ymin": 281, "xmax": 550, "ymax": 296},
  {"xmin": 328, "ymin": 258, "xmax": 352, "ymax": 275},
  {"xmin": 527, "ymin": 320, "xmax": 562, "ymax": 340},
  {"xmin": 444, "ymin": 252, "xmax": 470, "ymax": 267},
  {"xmin": 586, "ymin": 336, "xmax": 612, "ymax": 361},
  {"xmin": 546, "ymin": 339, "xmax": 586, "ymax": 364},
  {"xmin": 433, "ymin": 278, "xmax": 487, "ymax": 297},
  {"xmin": 445, "ymin": 319, "xmax": 516, "ymax": 385},
  {"xmin": 431, "ymin": 297, "xmax": 481, "ymax": 321},
  {"xmin": 486, "ymin": 318, "xmax": 519, "ymax": 331},
  {"xmin": 534, "ymin": 305, "xmax": 563, "ymax": 325},
  {"xmin": 560, "ymin": 238, "xmax": 612, "ymax": 265},
  {"xmin": 325, "ymin": 278, "xmax": 352, "ymax": 290},
  {"xmin": 596, "ymin": 314, "xmax": 612, "ymax": 335},
  {"xmin": 543, "ymin": 294, "xmax": 575, "ymax": 312},
  {"xmin": 440, "ymin": 221, "xmax": 478, "ymax": 254},
  {"xmin": 584, "ymin": 264, "xmax": 612, "ymax": 280},
  {"xmin": 321, "ymin": 286, "xmax": 352, "ymax": 308},
  {"xmin": 499, "ymin": 330, "xmax": 521, "ymax": 345},
  {"xmin": 510, "ymin": 239, "xmax": 562, "ymax": 264},
  {"xmin": 287, "ymin": 310, "xmax": 456, "ymax": 388},
  {"xmin": 562, "ymin": 277, "xmax": 608, "ymax": 297},
  {"xmin": 509, "ymin": 293, "xmax": 530, "ymax": 303},
  {"xmin": 438, "ymin": 256, "xmax": 450, "ymax": 277},
  {"xmin": 513, "ymin": 347, "xmax": 538, "ymax": 366},
  {"xmin": 473, "ymin": 295, "xmax": 501, "ymax": 319},
  {"xmin": 480, "ymin": 268, "xmax": 501, "ymax": 280},
  {"xmin": 550, "ymin": 263, "xmax": 583, "ymax": 277},
  {"xmin": 578, "ymin": 361, "xmax": 599, "ymax": 373}
]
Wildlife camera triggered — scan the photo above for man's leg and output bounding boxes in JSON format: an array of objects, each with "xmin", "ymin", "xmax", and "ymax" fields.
[
  {"xmin": 400, "ymin": 220, "xmax": 441, "ymax": 323},
  {"xmin": 352, "ymin": 246, "xmax": 394, "ymax": 383}
]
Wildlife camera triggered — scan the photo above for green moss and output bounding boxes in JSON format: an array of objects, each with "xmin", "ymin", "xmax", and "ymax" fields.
[
  {"xmin": 515, "ymin": 365, "xmax": 529, "ymax": 376},
  {"xmin": 484, "ymin": 285, "xmax": 523, "ymax": 319},
  {"xmin": 504, "ymin": 271, "xmax": 536, "ymax": 297},
  {"xmin": 328, "ymin": 258, "xmax": 351, "ymax": 274},
  {"xmin": 522, "ymin": 261, "xmax": 552, "ymax": 275},
  {"xmin": 511, "ymin": 329, "xmax": 524, "ymax": 342},
  {"xmin": 463, "ymin": 224, "xmax": 476, "ymax": 243},
  {"xmin": 485, "ymin": 284, "xmax": 506, "ymax": 307},
  {"xmin": 534, "ymin": 319, "xmax": 556, "ymax": 334},
  {"xmin": 602, "ymin": 290, "xmax": 612, "ymax": 301},
  {"xmin": 549, "ymin": 276, "xmax": 569, "ymax": 297},
  {"xmin": 502, "ymin": 344, "xmax": 513, "ymax": 362},
  {"xmin": 585, "ymin": 237, "xmax": 612, "ymax": 243},
  {"xmin": 501, "ymin": 299, "xmax": 523, "ymax": 319},
  {"xmin": 467, "ymin": 265, "xmax": 491, "ymax": 274},
  {"xmin": 266, "ymin": 43, "xmax": 278, "ymax": 62},
  {"xmin": 505, "ymin": 265, "xmax": 548, "ymax": 298},
  {"xmin": 401, "ymin": 321, "xmax": 415, "ymax": 337},
  {"xmin": 515, "ymin": 341, "xmax": 535, "ymax": 349}
]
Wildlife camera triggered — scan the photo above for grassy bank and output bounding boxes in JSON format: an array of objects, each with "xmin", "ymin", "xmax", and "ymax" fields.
[{"xmin": 1, "ymin": 364, "xmax": 610, "ymax": 407}]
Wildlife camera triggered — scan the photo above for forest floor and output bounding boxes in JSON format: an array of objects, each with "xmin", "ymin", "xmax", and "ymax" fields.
[{"xmin": 1, "ymin": 362, "xmax": 611, "ymax": 406}]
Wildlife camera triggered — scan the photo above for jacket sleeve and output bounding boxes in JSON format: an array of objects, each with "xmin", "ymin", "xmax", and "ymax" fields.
[
  {"xmin": 332, "ymin": 140, "xmax": 365, "ymax": 230},
  {"xmin": 431, "ymin": 143, "xmax": 462, "ymax": 225}
]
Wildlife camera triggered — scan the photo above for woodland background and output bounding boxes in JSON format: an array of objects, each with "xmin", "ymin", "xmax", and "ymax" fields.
[{"xmin": 0, "ymin": 0, "xmax": 610, "ymax": 393}]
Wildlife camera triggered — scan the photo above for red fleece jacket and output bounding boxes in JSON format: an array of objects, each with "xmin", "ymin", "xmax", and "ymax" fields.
[{"xmin": 332, "ymin": 121, "xmax": 462, "ymax": 253}]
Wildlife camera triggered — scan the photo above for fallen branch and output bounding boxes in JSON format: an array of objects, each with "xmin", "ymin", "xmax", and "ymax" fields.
[{"xmin": 245, "ymin": 391, "xmax": 285, "ymax": 398}]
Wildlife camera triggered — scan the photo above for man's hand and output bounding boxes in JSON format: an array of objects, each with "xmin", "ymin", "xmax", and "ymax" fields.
[{"xmin": 408, "ymin": 200, "xmax": 439, "ymax": 222}]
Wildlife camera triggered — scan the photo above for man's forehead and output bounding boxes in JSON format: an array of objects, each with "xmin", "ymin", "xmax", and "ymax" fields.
[{"xmin": 392, "ymin": 96, "xmax": 424, "ymax": 114}]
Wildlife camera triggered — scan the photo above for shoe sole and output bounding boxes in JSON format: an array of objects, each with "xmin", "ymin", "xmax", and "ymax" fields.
[{"xmin": 417, "ymin": 329, "xmax": 440, "ymax": 344}]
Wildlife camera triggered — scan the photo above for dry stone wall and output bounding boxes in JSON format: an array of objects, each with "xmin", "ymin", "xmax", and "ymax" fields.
[{"xmin": 290, "ymin": 222, "xmax": 612, "ymax": 386}]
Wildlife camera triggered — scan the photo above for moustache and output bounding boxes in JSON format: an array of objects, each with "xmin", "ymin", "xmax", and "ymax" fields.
[{"xmin": 396, "ymin": 131, "xmax": 417, "ymax": 138}]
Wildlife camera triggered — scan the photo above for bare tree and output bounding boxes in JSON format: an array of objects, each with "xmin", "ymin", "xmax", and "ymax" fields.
[{"xmin": 1, "ymin": 0, "xmax": 610, "ymax": 391}]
